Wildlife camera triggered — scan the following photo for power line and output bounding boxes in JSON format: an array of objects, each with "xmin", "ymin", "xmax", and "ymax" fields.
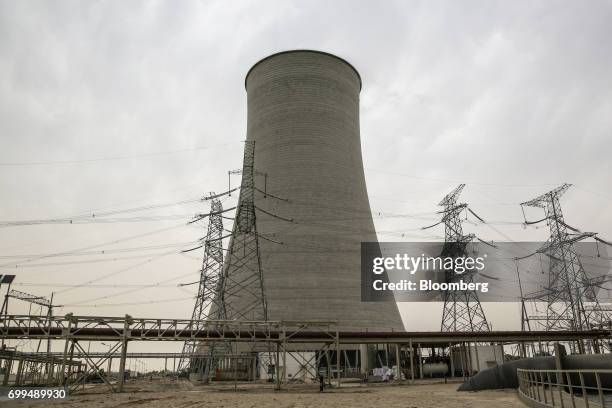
[
  {"xmin": 366, "ymin": 168, "xmax": 558, "ymax": 187},
  {"xmin": 61, "ymin": 295, "xmax": 194, "ymax": 308},
  {"xmin": 0, "ymin": 251, "xmax": 187, "ymax": 269},
  {"xmin": 0, "ymin": 180, "xmax": 223, "ymax": 253},
  {"xmin": 63, "ymin": 269, "xmax": 198, "ymax": 306},
  {"xmin": 12, "ymin": 282, "xmax": 185, "ymax": 288},
  {"xmin": 574, "ymin": 185, "xmax": 612, "ymax": 202},
  {"xmin": 0, "ymin": 142, "xmax": 240, "ymax": 167},
  {"xmin": 52, "ymin": 250, "xmax": 181, "ymax": 296},
  {"xmin": 0, "ymin": 241, "xmax": 200, "ymax": 260},
  {"xmin": 0, "ymin": 214, "xmax": 198, "ymax": 228},
  {"xmin": 0, "ymin": 222, "xmax": 187, "ymax": 269},
  {"xmin": 0, "ymin": 199, "xmax": 204, "ymax": 228}
]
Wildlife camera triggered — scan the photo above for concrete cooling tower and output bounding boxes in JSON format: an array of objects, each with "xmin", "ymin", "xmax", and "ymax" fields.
[{"xmin": 228, "ymin": 50, "xmax": 404, "ymax": 332}]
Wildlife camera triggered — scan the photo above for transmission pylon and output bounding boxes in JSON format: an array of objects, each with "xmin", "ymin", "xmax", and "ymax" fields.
[
  {"xmin": 177, "ymin": 196, "xmax": 226, "ymax": 378},
  {"xmin": 438, "ymin": 184, "xmax": 490, "ymax": 332},
  {"xmin": 215, "ymin": 140, "xmax": 292, "ymax": 380},
  {"xmin": 216, "ymin": 140, "xmax": 268, "ymax": 322},
  {"xmin": 521, "ymin": 183, "xmax": 609, "ymax": 335},
  {"xmin": 182, "ymin": 141, "xmax": 287, "ymax": 382}
]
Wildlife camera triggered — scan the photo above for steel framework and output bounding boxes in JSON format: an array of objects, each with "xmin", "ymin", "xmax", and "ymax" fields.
[
  {"xmin": 0, "ymin": 349, "xmax": 81, "ymax": 387},
  {"xmin": 178, "ymin": 141, "xmax": 282, "ymax": 381},
  {"xmin": 197, "ymin": 140, "xmax": 273, "ymax": 380},
  {"xmin": 2, "ymin": 314, "xmax": 606, "ymax": 344},
  {"xmin": 219, "ymin": 140, "xmax": 268, "ymax": 322},
  {"xmin": 1, "ymin": 314, "xmax": 610, "ymax": 392},
  {"xmin": 521, "ymin": 184, "xmax": 610, "ymax": 336},
  {"xmin": 5, "ymin": 289, "xmax": 55, "ymax": 352},
  {"xmin": 438, "ymin": 185, "xmax": 490, "ymax": 332},
  {"xmin": 177, "ymin": 196, "xmax": 228, "ymax": 379}
]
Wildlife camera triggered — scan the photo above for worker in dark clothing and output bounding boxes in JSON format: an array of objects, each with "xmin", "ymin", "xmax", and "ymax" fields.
[{"xmin": 319, "ymin": 372, "xmax": 325, "ymax": 392}]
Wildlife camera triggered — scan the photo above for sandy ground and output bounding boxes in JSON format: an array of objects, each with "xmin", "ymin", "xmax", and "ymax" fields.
[{"xmin": 2, "ymin": 379, "xmax": 524, "ymax": 408}]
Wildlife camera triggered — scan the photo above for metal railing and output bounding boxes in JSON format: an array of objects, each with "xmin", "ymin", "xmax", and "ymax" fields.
[{"xmin": 518, "ymin": 368, "xmax": 612, "ymax": 407}]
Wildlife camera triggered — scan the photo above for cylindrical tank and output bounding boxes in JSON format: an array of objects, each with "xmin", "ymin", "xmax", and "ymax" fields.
[
  {"xmin": 422, "ymin": 362, "xmax": 449, "ymax": 377},
  {"xmin": 235, "ymin": 50, "xmax": 403, "ymax": 331}
]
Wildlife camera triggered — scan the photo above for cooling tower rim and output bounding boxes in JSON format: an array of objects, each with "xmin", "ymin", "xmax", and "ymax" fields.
[{"xmin": 244, "ymin": 49, "xmax": 362, "ymax": 91}]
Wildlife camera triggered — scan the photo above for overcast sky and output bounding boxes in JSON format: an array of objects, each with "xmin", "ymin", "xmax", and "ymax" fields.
[{"xmin": 1, "ymin": 0, "xmax": 611, "ymax": 346}]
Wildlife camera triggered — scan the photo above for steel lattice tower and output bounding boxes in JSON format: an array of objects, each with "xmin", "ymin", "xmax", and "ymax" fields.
[
  {"xmin": 179, "ymin": 142, "xmax": 272, "ymax": 381},
  {"xmin": 521, "ymin": 183, "xmax": 609, "ymax": 333},
  {"xmin": 439, "ymin": 184, "xmax": 490, "ymax": 332},
  {"xmin": 178, "ymin": 196, "xmax": 226, "ymax": 377},
  {"xmin": 217, "ymin": 140, "xmax": 268, "ymax": 322}
]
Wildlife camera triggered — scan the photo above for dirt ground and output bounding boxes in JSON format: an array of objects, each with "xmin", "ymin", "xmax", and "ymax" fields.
[{"xmin": 2, "ymin": 379, "xmax": 524, "ymax": 408}]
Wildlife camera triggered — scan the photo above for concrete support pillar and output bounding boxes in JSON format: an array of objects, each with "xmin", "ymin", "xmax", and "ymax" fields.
[
  {"xmin": 336, "ymin": 332, "xmax": 341, "ymax": 388},
  {"xmin": 283, "ymin": 330, "xmax": 288, "ymax": 385},
  {"xmin": 554, "ymin": 342, "xmax": 566, "ymax": 386},
  {"xmin": 466, "ymin": 343, "xmax": 473, "ymax": 376},
  {"xmin": 473, "ymin": 342, "xmax": 480, "ymax": 373},
  {"xmin": 384, "ymin": 344, "xmax": 389, "ymax": 367},
  {"xmin": 359, "ymin": 344, "xmax": 368, "ymax": 375},
  {"xmin": 418, "ymin": 343, "xmax": 423, "ymax": 379},
  {"xmin": 275, "ymin": 342, "xmax": 281, "ymax": 390},
  {"xmin": 449, "ymin": 343, "xmax": 454, "ymax": 378},
  {"xmin": 409, "ymin": 340, "xmax": 414, "ymax": 383},
  {"xmin": 233, "ymin": 355, "xmax": 238, "ymax": 389},
  {"xmin": 394, "ymin": 344, "xmax": 400, "ymax": 380},
  {"xmin": 460, "ymin": 342, "xmax": 467, "ymax": 379}
]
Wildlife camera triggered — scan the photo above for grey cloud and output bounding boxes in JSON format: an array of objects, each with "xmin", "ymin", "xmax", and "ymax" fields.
[{"xmin": 0, "ymin": 0, "xmax": 610, "ymax": 331}]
